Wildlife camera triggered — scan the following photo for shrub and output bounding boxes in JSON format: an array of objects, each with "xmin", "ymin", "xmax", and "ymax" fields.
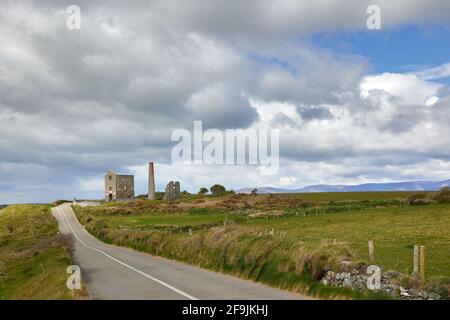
[
  {"xmin": 52, "ymin": 199, "xmax": 71, "ymax": 206},
  {"xmin": 407, "ymin": 193, "xmax": 431, "ymax": 205},
  {"xmin": 210, "ymin": 184, "xmax": 226, "ymax": 196},
  {"xmin": 433, "ymin": 187, "xmax": 450, "ymax": 203},
  {"xmin": 154, "ymin": 192, "xmax": 165, "ymax": 200}
]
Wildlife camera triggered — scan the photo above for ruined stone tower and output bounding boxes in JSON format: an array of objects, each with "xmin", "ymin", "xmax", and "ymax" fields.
[{"xmin": 148, "ymin": 162, "xmax": 156, "ymax": 200}]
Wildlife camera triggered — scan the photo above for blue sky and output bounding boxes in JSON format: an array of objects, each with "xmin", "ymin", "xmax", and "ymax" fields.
[{"xmin": 313, "ymin": 24, "xmax": 450, "ymax": 77}]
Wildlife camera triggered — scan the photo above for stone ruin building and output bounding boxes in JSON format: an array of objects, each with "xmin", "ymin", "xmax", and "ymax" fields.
[
  {"xmin": 163, "ymin": 181, "xmax": 181, "ymax": 201},
  {"xmin": 104, "ymin": 162, "xmax": 185, "ymax": 203},
  {"xmin": 104, "ymin": 170, "xmax": 135, "ymax": 202},
  {"xmin": 105, "ymin": 162, "xmax": 156, "ymax": 203}
]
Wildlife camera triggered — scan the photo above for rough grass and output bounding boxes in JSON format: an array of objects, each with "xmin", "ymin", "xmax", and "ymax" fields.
[
  {"xmin": 104, "ymin": 213, "xmax": 227, "ymax": 229},
  {"xmin": 0, "ymin": 205, "xmax": 88, "ymax": 300},
  {"xmin": 273, "ymin": 191, "xmax": 418, "ymax": 203},
  {"xmin": 247, "ymin": 204, "xmax": 450, "ymax": 279}
]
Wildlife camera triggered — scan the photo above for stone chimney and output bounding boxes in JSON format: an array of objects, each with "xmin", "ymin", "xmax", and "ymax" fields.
[{"xmin": 148, "ymin": 162, "xmax": 156, "ymax": 200}]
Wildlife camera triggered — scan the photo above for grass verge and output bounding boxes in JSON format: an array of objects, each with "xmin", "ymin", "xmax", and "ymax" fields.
[{"xmin": 0, "ymin": 204, "xmax": 89, "ymax": 299}]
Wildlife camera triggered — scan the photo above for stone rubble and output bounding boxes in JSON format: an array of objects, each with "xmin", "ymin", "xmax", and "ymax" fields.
[{"xmin": 321, "ymin": 268, "xmax": 442, "ymax": 300}]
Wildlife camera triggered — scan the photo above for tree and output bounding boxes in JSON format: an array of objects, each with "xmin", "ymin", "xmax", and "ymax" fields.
[
  {"xmin": 251, "ymin": 188, "xmax": 258, "ymax": 196},
  {"xmin": 198, "ymin": 187, "xmax": 209, "ymax": 195},
  {"xmin": 210, "ymin": 184, "xmax": 226, "ymax": 196}
]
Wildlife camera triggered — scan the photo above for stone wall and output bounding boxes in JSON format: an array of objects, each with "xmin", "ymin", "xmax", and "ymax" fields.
[
  {"xmin": 116, "ymin": 175, "xmax": 135, "ymax": 201},
  {"xmin": 321, "ymin": 265, "xmax": 443, "ymax": 300}
]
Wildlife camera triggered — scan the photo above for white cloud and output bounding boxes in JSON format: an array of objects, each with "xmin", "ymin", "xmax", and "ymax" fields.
[
  {"xmin": 278, "ymin": 176, "xmax": 297, "ymax": 187},
  {"xmin": 360, "ymin": 73, "xmax": 442, "ymax": 106},
  {"xmin": 249, "ymin": 99, "xmax": 301, "ymax": 126},
  {"xmin": 415, "ymin": 62, "xmax": 450, "ymax": 80},
  {"xmin": 425, "ymin": 96, "xmax": 439, "ymax": 107}
]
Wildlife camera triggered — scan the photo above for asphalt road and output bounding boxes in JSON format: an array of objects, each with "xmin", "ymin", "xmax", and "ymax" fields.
[{"xmin": 52, "ymin": 204, "xmax": 309, "ymax": 300}]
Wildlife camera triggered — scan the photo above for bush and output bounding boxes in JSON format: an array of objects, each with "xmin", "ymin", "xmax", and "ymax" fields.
[
  {"xmin": 407, "ymin": 193, "xmax": 432, "ymax": 205},
  {"xmin": 210, "ymin": 184, "xmax": 226, "ymax": 196},
  {"xmin": 52, "ymin": 199, "xmax": 71, "ymax": 206},
  {"xmin": 154, "ymin": 192, "xmax": 165, "ymax": 200},
  {"xmin": 433, "ymin": 187, "xmax": 450, "ymax": 204}
]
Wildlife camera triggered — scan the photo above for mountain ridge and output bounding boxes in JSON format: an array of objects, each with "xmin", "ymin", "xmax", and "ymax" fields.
[{"xmin": 236, "ymin": 179, "xmax": 450, "ymax": 194}]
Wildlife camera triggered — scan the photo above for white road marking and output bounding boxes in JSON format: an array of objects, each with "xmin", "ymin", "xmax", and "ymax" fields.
[{"xmin": 57, "ymin": 205, "xmax": 198, "ymax": 300}]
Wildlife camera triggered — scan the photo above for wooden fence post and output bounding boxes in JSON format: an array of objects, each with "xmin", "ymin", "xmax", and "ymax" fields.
[
  {"xmin": 368, "ymin": 240, "xmax": 375, "ymax": 262},
  {"xmin": 419, "ymin": 245, "xmax": 426, "ymax": 280},
  {"xmin": 413, "ymin": 245, "xmax": 419, "ymax": 275}
]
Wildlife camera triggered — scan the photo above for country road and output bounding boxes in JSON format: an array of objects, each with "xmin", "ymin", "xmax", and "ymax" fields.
[{"xmin": 52, "ymin": 204, "xmax": 309, "ymax": 300}]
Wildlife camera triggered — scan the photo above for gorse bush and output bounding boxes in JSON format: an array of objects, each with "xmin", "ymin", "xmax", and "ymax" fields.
[
  {"xmin": 406, "ymin": 188, "xmax": 450, "ymax": 205},
  {"xmin": 407, "ymin": 193, "xmax": 430, "ymax": 205},
  {"xmin": 433, "ymin": 187, "xmax": 450, "ymax": 204}
]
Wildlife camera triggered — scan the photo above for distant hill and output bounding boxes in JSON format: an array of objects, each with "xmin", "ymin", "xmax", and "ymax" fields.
[
  {"xmin": 0, "ymin": 204, "xmax": 8, "ymax": 210},
  {"xmin": 236, "ymin": 179, "xmax": 450, "ymax": 194}
]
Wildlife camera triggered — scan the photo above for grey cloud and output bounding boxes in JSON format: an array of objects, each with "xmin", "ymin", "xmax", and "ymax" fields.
[
  {"xmin": 1, "ymin": 1, "xmax": 450, "ymax": 203},
  {"xmin": 270, "ymin": 112, "xmax": 299, "ymax": 127},
  {"xmin": 297, "ymin": 106, "xmax": 333, "ymax": 121},
  {"xmin": 431, "ymin": 96, "xmax": 450, "ymax": 125},
  {"xmin": 142, "ymin": 0, "xmax": 450, "ymax": 41},
  {"xmin": 251, "ymin": 45, "xmax": 369, "ymax": 105}
]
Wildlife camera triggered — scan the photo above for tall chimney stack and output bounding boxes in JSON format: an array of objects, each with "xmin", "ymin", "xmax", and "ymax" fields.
[{"xmin": 148, "ymin": 162, "xmax": 156, "ymax": 200}]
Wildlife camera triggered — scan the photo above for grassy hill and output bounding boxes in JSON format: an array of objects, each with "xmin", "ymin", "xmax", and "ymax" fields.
[
  {"xmin": 74, "ymin": 191, "xmax": 450, "ymax": 299},
  {"xmin": 0, "ymin": 205, "xmax": 88, "ymax": 299}
]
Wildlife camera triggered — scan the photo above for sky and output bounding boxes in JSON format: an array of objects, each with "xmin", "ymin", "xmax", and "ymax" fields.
[{"xmin": 1, "ymin": 0, "xmax": 450, "ymax": 203}]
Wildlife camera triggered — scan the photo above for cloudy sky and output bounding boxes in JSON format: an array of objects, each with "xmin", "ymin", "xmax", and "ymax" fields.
[{"xmin": 1, "ymin": 1, "xmax": 450, "ymax": 203}]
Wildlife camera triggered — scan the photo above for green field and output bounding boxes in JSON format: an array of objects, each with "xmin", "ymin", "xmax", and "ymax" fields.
[
  {"xmin": 74, "ymin": 191, "xmax": 450, "ymax": 299},
  {"xmin": 278, "ymin": 191, "xmax": 419, "ymax": 202},
  {"xmin": 105, "ymin": 213, "xmax": 227, "ymax": 230},
  {"xmin": 0, "ymin": 205, "xmax": 88, "ymax": 299},
  {"xmin": 248, "ymin": 204, "xmax": 450, "ymax": 277}
]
